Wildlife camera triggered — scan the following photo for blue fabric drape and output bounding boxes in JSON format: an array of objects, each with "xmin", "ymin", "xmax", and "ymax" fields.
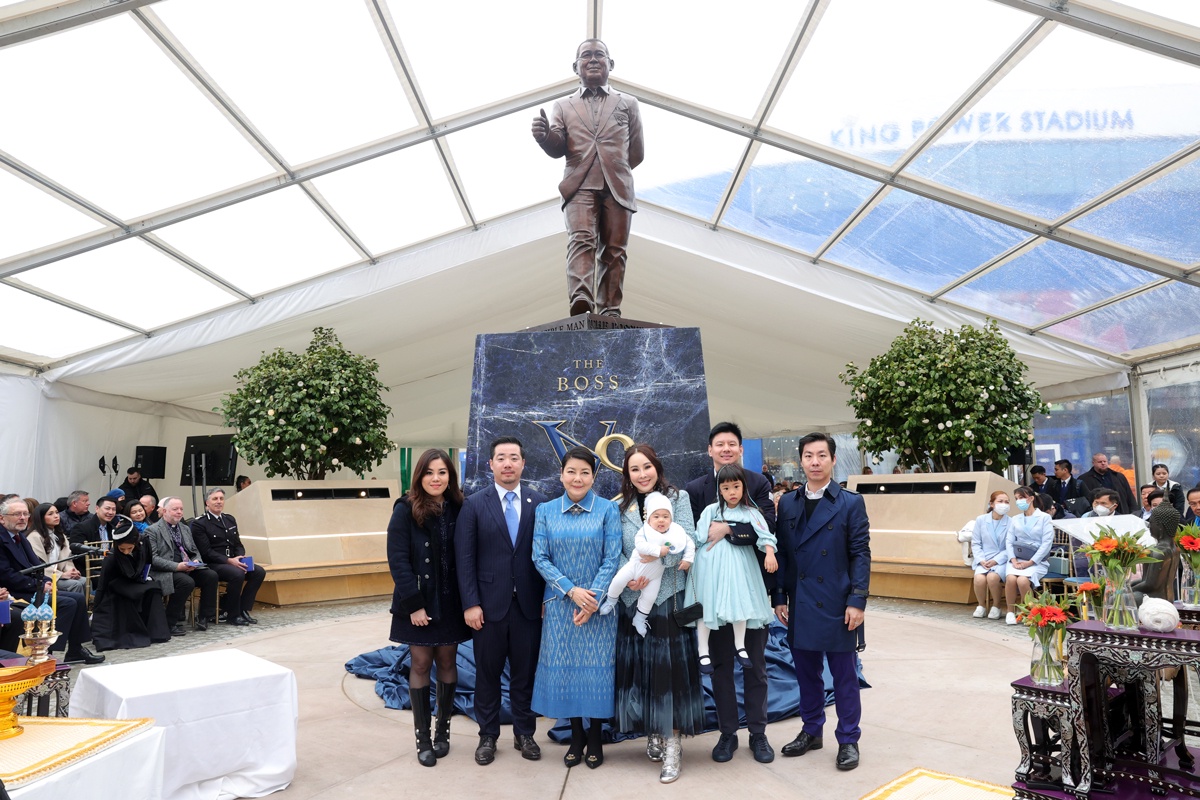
[{"xmin": 344, "ymin": 621, "xmax": 869, "ymax": 742}]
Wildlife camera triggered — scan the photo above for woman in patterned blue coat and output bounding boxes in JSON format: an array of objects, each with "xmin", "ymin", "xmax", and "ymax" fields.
[{"xmin": 532, "ymin": 446, "xmax": 623, "ymax": 769}]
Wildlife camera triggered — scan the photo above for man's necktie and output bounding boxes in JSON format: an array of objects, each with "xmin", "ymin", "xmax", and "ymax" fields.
[{"xmin": 504, "ymin": 492, "xmax": 519, "ymax": 547}]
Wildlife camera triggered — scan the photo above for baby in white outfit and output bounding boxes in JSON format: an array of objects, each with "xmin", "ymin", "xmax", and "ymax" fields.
[{"xmin": 600, "ymin": 492, "xmax": 695, "ymax": 636}]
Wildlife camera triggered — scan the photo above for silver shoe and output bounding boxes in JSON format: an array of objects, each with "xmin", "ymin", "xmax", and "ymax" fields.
[
  {"xmin": 660, "ymin": 734, "xmax": 681, "ymax": 783},
  {"xmin": 646, "ymin": 732, "xmax": 664, "ymax": 762}
]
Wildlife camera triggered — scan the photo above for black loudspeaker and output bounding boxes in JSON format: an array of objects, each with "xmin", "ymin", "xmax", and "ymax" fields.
[
  {"xmin": 1008, "ymin": 442, "xmax": 1034, "ymax": 467},
  {"xmin": 179, "ymin": 435, "xmax": 238, "ymax": 486},
  {"xmin": 134, "ymin": 446, "xmax": 167, "ymax": 479}
]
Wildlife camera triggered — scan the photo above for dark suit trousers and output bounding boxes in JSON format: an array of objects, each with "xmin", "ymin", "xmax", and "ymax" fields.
[
  {"xmin": 472, "ymin": 595, "xmax": 542, "ymax": 737},
  {"xmin": 166, "ymin": 568, "xmax": 219, "ymax": 623},
  {"xmin": 792, "ymin": 648, "xmax": 861, "ymax": 744},
  {"xmin": 211, "ymin": 563, "xmax": 266, "ymax": 614},
  {"xmin": 709, "ymin": 624, "xmax": 769, "ymax": 735},
  {"xmin": 564, "ymin": 188, "xmax": 631, "ymax": 315},
  {"xmin": 49, "ymin": 591, "xmax": 91, "ymax": 654}
]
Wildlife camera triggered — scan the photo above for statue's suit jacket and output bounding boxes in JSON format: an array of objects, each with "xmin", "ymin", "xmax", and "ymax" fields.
[{"xmin": 538, "ymin": 86, "xmax": 644, "ymax": 212}]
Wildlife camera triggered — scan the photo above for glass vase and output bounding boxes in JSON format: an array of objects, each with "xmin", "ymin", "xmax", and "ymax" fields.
[
  {"xmin": 1181, "ymin": 562, "xmax": 1200, "ymax": 608},
  {"xmin": 1101, "ymin": 566, "xmax": 1140, "ymax": 631},
  {"xmin": 1030, "ymin": 628, "xmax": 1065, "ymax": 686}
]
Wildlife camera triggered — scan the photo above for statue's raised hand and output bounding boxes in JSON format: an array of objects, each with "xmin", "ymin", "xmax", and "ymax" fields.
[{"xmin": 531, "ymin": 108, "xmax": 549, "ymax": 143}]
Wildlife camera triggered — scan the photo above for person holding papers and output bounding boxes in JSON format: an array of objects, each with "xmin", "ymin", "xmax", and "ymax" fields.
[
  {"xmin": 91, "ymin": 517, "xmax": 171, "ymax": 650},
  {"xmin": 1003, "ymin": 486, "xmax": 1055, "ymax": 625}
]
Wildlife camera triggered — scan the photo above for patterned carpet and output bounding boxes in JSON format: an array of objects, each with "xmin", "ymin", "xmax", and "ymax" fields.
[{"xmin": 861, "ymin": 768, "xmax": 1012, "ymax": 800}]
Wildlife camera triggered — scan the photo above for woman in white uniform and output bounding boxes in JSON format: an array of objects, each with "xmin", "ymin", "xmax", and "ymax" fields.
[
  {"xmin": 970, "ymin": 491, "xmax": 1010, "ymax": 620},
  {"xmin": 1003, "ymin": 485, "xmax": 1055, "ymax": 624}
]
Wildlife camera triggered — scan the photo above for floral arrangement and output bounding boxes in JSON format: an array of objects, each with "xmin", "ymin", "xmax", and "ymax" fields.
[
  {"xmin": 1175, "ymin": 524, "xmax": 1200, "ymax": 571},
  {"xmin": 1015, "ymin": 587, "xmax": 1080, "ymax": 685},
  {"xmin": 1078, "ymin": 526, "xmax": 1158, "ymax": 630},
  {"xmin": 1074, "ymin": 581, "xmax": 1102, "ymax": 620}
]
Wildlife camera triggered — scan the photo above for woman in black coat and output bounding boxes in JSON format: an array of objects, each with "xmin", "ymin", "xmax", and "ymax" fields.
[
  {"xmin": 91, "ymin": 518, "xmax": 171, "ymax": 651},
  {"xmin": 387, "ymin": 448, "xmax": 471, "ymax": 768}
]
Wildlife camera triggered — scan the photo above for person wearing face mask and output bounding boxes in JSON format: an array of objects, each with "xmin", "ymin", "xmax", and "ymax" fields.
[
  {"xmin": 1083, "ymin": 489, "xmax": 1120, "ymax": 519},
  {"xmin": 1002, "ymin": 486, "xmax": 1054, "ymax": 625},
  {"xmin": 970, "ymin": 491, "xmax": 1011, "ymax": 620}
]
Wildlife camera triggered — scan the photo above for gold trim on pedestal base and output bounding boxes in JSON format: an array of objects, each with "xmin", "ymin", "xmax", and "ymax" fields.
[{"xmin": 0, "ymin": 660, "xmax": 56, "ymax": 739}]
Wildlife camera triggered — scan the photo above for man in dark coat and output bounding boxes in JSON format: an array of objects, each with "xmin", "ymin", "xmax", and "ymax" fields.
[
  {"xmin": 775, "ymin": 433, "xmax": 870, "ymax": 772},
  {"xmin": 455, "ymin": 436, "xmax": 547, "ymax": 765},
  {"xmin": 117, "ymin": 468, "xmax": 157, "ymax": 503},
  {"xmin": 1078, "ymin": 453, "xmax": 1137, "ymax": 515},
  {"xmin": 684, "ymin": 421, "xmax": 778, "ymax": 765},
  {"xmin": 190, "ymin": 488, "xmax": 266, "ymax": 625},
  {"xmin": 1043, "ymin": 459, "xmax": 1091, "ymax": 516}
]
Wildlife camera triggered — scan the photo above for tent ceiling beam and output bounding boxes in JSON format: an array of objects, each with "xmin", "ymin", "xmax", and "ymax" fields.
[
  {"xmin": 2, "ymin": 276, "xmax": 146, "ymax": 335},
  {"xmin": 0, "ymin": 0, "xmax": 159, "ymax": 49},
  {"xmin": 991, "ymin": 0, "xmax": 1200, "ymax": 68},
  {"xmin": 1029, "ymin": 277, "xmax": 1170, "ymax": 332},
  {"xmin": 0, "ymin": 149, "xmax": 123, "ymax": 228}
]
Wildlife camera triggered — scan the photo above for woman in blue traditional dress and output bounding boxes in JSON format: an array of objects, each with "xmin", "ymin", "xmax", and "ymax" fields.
[
  {"xmin": 969, "ymin": 490, "xmax": 1011, "ymax": 620},
  {"xmin": 613, "ymin": 443, "xmax": 705, "ymax": 784},
  {"xmin": 1003, "ymin": 484, "xmax": 1055, "ymax": 624},
  {"xmin": 531, "ymin": 446, "xmax": 623, "ymax": 769}
]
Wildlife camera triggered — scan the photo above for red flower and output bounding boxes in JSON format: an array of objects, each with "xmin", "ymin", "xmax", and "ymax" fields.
[
  {"xmin": 1181, "ymin": 535, "xmax": 1200, "ymax": 552},
  {"xmin": 1092, "ymin": 538, "xmax": 1118, "ymax": 554},
  {"xmin": 1077, "ymin": 582, "xmax": 1100, "ymax": 592},
  {"xmin": 1040, "ymin": 607, "xmax": 1068, "ymax": 624}
]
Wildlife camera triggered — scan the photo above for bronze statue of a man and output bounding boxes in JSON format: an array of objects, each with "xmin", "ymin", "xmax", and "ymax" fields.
[{"xmin": 532, "ymin": 39, "xmax": 644, "ymax": 318}]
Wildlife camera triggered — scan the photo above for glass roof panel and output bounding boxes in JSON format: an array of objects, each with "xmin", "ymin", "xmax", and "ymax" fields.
[
  {"xmin": 768, "ymin": 0, "xmax": 1034, "ymax": 165},
  {"xmin": 0, "ymin": 14, "xmax": 275, "ymax": 220},
  {"xmin": 1066, "ymin": 155, "xmax": 1200, "ymax": 266},
  {"xmin": 0, "ymin": 169, "xmax": 106, "ymax": 262},
  {"xmin": 634, "ymin": 106, "xmax": 744, "ymax": 220},
  {"xmin": 309, "ymin": 142, "xmax": 465, "ymax": 255},
  {"xmin": 388, "ymin": 0, "xmax": 580, "ymax": 120},
  {"xmin": 943, "ymin": 241, "xmax": 1158, "ymax": 327},
  {"xmin": 446, "ymin": 109, "xmax": 564, "ymax": 221},
  {"xmin": 605, "ymin": 0, "xmax": 804, "ymax": 120},
  {"xmin": 825, "ymin": 189, "xmax": 1026, "ymax": 292},
  {"xmin": 154, "ymin": 0, "xmax": 417, "ymax": 167},
  {"xmin": 1044, "ymin": 280, "xmax": 1200, "ymax": 354},
  {"xmin": 722, "ymin": 144, "xmax": 881, "ymax": 254},
  {"xmin": 17, "ymin": 239, "xmax": 238, "ymax": 330},
  {"xmin": 906, "ymin": 25, "xmax": 1200, "ymax": 220},
  {"xmin": 0, "ymin": 283, "xmax": 129, "ymax": 361},
  {"xmin": 153, "ymin": 187, "xmax": 362, "ymax": 296},
  {"xmin": 1109, "ymin": 1, "xmax": 1200, "ymax": 27}
]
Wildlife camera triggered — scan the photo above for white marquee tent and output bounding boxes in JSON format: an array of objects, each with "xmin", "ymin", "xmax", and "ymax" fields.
[{"xmin": 1, "ymin": 0, "xmax": 1198, "ymax": 499}]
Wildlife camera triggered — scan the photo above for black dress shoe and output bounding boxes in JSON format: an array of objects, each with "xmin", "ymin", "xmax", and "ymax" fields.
[
  {"xmin": 781, "ymin": 731, "xmax": 823, "ymax": 757},
  {"xmin": 170, "ymin": 623, "xmax": 188, "ymax": 636},
  {"xmin": 711, "ymin": 732, "xmax": 737, "ymax": 762},
  {"xmin": 514, "ymin": 734, "xmax": 541, "ymax": 760},
  {"xmin": 836, "ymin": 743, "xmax": 860, "ymax": 771},
  {"xmin": 475, "ymin": 735, "xmax": 497, "ymax": 765},
  {"xmin": 194, "ymin": 617, "xmax": 208, "ymax": 632},
  {"xmin": 749, "ymin": 732, "xmax": 775, "ymax": 763},
  {"xmin": 228, "ymin": 614, "xmax": 249, "ymax": 626},
  {"xmin": 242, "ymin": 612, "xmax": 258, "ymax": 624},
  {"xmin": 65, "ymin": 647, "xmax": 105, "ymax": 665}
]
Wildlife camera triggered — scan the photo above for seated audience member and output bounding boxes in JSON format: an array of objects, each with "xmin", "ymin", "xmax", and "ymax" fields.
[
  {"xmin": 1034, "ymin": 493, "xmax": 1075, "ymax": 521},
  {"xmin": 140, "ymin": 495, "xmax": 160, "ymax": 524},
  {"xmin": 1131, "ymin": 504, "xmax": 1181, "ymax": 604},
  {"xmin": 1151, "ymin": 463, "xmax": 1186, "ymax": 516},
  {"xmin": 90, "ymin": 518, "xmax": 171, "ymax": 651},
  {"xmin": 236, "ymin": 475, "xmax": 252, "ymax": 492},
  {"xmin": 124, "ymin": 500, "xmax": 150, "ymax": 535},
  {"xmin": 1138, "ymin": 484, "xmax": 1156, "ymax": 521},
  {"xmin": 970, "ymin": 491, "xmax": 1010, "ymax": 620},
  {"xmin": 117, "ymin": 468, "xmax": 157, "ymax": 503},
  {"xmin": 0, "ymin": 497, "xmax": 103, "ymax": 663},
  {"xmin": 1028, "ymin": 465, "xmax": 1048, "ymax": 492},
  {"xmin": 1148, "ymin": 489, "xmax": 1165, "ymax": 511},
  {"xmin": 1186, "ymin": 487, "xmax": 1200, "ymax": 526},
  {"xmin": 147, "ymin": 497, "xmax": 219, "ymax": 634},
  {"xmin": 69, "ymin": 494, "xmax": 119, "ymax": 575},
  {"xmin": 190, "ymin": 488, "xmax": 267, "ymax": 626},
  {"xmin": 23, "ymin": 497, "xmax": 39, "ymax": 518},
  {"xmin": 1004, "ymin": 486, "xmax": 1054, "ymax": 625},
  {"xmin": 29, "ymin": 503, "xmax": 87, "ymax": 593},
  {"xmin": 59, "ymin": 490, "xmax": 91, "ymax": 535},
  {"xmin": 1082, "ymin": 489, "xmax": 1120, "ymax": 518}
]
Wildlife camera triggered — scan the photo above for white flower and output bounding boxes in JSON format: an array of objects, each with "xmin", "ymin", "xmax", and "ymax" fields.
[
  {"xmin": 903, "ymin": 448, "xmax": 912, "ymax": 454},
  {"xmin": 988, "ymin": 405, "xmax": 995, "ymax": 412},
  {"xmin": 267, "ymin": 409, "xmax": 275, "ymax": 416},
  {"xmin": 273, "ymin": 435, "xmax": 280, "ymax": 441},
  {"xmin": 332, "ymin": 427, "xmax": 339, "ymax": 434},
  {"xmin": 872, "ymin": 457, "xmax": 880, "ymax": 464},
  {"xmin": 1002, "ymin": 414, "xmax": 1008, "ymax": 418},
  {"xmin": 964, "ymin": 430, "xmax": 973, "ymax": 438},
  {"xmin": 937, "ymin": 422, "xmax": 945, "ymax": 430},
  {"xmin": 319, "ymin": 445, "xmax": 327, "ymax": 452},
  {"xmin": 981, "ymin": 391, "xmax": 988, "ymax": 400},
  {"xmin": 1028, "ymin": 433, "xmax": 1035, "ymax": 440},
  {"xmin": 922, "ymin": 418, "xmax": 930, "ymax": 424},
  {"xmin": 332, "ymin": 458, "xmax": 339, "ymax": 465},
  {"xmin": 354, "ymin": 437, "xmax": 362, "ymax": 445},
  {"xmin": 977, "ymin": 446, "xmax": 983, "ymax": 452},
  {"xmin": 897, "ymin": 380, "xmax": 905, "ymax": 387},
  {"xmin": 255, "ymin": 399, "xmax": 260, "ymax": 404},
  {"xmin": 985, "ymin": 459, "xmax": 993, "ymax": 465},
  {"xmin": 297, "ymin": 381, "xmax": 304, "ymax": 387},
  {"xmin": 300, "ymin": 443, "xmax": 306, "ymax": 450},
  {"xmin": 946, "ymin": 420, "xmax": 953, "ymax": 427}
]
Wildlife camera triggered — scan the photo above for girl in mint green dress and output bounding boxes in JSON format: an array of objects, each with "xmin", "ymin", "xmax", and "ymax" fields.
[{"xmin": 685, "ymin": 464, "xmax": 777, "ymax": 674}]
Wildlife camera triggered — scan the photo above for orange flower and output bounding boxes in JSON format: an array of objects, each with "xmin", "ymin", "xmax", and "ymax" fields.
[
  {"xmin": 1181, "ymin": 535, "xmax": 1200, "ymax": 552},
  {"xmin": 1040, "ymin": 607, "xmax": 1068, "ymax": 624},
  {"xmin": 1092, "ymin": 538, "xmax": 1118, "ymax": 554},
  {"xmin": 1077, "ymin": 582, "xmax": 1100, "ymax": 592}
]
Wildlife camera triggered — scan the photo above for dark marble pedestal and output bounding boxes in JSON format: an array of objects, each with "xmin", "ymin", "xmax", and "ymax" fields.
[{"xmin": 464, "ymin": 326, "xmax": 710, "ymax": 498}]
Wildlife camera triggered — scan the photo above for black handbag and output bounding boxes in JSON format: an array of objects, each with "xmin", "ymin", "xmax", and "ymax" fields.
[{"xmin": 671, "ymin": 563, "xmax": 703, "ymax": 626}]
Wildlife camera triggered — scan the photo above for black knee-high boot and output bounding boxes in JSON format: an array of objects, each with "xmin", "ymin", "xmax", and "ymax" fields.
[
  {"xmin": 432, "ymin": 681, "xmax": 456, "ymax": 758},
  {"xmin": 410, "ymin": 687, "xmax": 437, "ymax": 767}
]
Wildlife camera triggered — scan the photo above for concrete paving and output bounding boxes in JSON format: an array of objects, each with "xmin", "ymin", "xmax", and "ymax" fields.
[{"xmin": 66, "ymin": 597, "xmax": 1045, "ymax": 799}]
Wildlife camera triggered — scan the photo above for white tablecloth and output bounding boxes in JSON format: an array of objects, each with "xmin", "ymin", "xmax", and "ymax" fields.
[
  {"xmin": 69, "ymin": 649, "xmax": 298, "ymax": 800},
  {"xmin": 9, "ymin": 726, "xmax": 166, "ymax": 800}
]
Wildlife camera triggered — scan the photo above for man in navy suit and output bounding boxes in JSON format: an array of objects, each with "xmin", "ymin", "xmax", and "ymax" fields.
[
  {"xmin": 456, "ymin": 436, "xmax": 548, "ymax": 766},
  {"xmin": 0, "ymin": 497, "xmax": 103, "ymax": 663},
  {"xmin": 685, "ymin": 421, "xmax": 778, "ymax": 765},
  {"xmin": 1185, "ymin": 487, "xmax": 1200, "ymax": 525},
  {"xmin": 775, "ymin": 433, "xmax": 870, "ymax": 771}
]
